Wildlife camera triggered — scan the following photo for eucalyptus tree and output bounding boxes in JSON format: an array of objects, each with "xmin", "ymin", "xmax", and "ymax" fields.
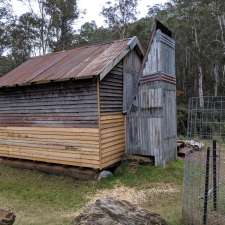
[
  {"xmin": 45, "ymin": 0, "xmax": 79, "ymax": 51},
  {"xmin": 101, "ymin": 0, "xmax": 138, "ymax": 38},
  {"xmin": 0, "ymin": 0, "xmax": 13, "ymax": 55},
  {"xmin": 18, "ymin": 0, "xmax": 79, "ymax": 52},
  {"xmin": 9, "ymin": 12, "xmax": 40, "ymax": 65}
]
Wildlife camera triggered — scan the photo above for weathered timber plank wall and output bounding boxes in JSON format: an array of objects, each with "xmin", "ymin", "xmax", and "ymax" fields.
[
  {"xmin": 0, "ymin": 79, "xmax": 102, "ymax": 168},
  {"xmin": 159, "ymin": 33, "xmax": 175, "ymax": 76},
  {"xmin": 123, "ymin": 50, "xmax": 142, "ymax": 113},
  {"xmin": 143, "ymin": 30, "xmax": 175, "ymax": 77},
  {"xmin": 99, "ymin": 62, "xmax": 125, "ymax": 168},
  {"xmin": 126, "ymin": 80, "xmax": 176, "ymax": 166},
  {"xmin": 126, "ymin": 81, "xmax": 163, "ymax": 163},
  {"xmin": 161, "ymin": 82, "xmax": 177, "ymax": 163},
  {"xmin": 126, "ymin": 26, "xmax": 176, "ymax": 166},
  {"xmin": 0, "ymin": 79, "xmax": 98, "ymax": 128},
  {"xmin": 142, "ymin": 33, "xmax": 159, "ymax": 75},
  {"xmin": 100, "ymin": 62, "xmax": 123, "ymax": 113}
]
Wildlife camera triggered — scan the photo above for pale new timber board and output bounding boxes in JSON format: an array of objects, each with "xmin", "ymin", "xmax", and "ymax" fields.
[
  {"xmin": 100, "ymin": 113, "xmax": 125, "ymax": 168},
  {"xmin": 0, "ymin": 127, "xmax": 101, "ymax": 168}
]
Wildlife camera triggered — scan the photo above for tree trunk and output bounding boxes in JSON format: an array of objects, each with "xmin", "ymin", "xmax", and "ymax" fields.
[
  {"xmin": 218, "ymin": 15, "xmax": 225, "ymax": 48},
  {"xmin": 213, "ymin": 63, "xmax": 219, "ymax": 97},
  {"xmin": 198, "ymin": 64, "xmax": 204, "ymax": 107}
]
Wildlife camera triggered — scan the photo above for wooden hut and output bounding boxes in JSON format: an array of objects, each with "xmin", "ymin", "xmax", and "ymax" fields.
[
  {"xmin": 0, "ymin": 20, "xmax": 176, "ymax": 169},
  {"xmin": 0, "ymin": 38, "xmax": 144, "ymax": 169}
]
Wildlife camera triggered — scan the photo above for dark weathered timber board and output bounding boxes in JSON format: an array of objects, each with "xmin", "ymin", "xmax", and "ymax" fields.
[
  {"xmin": 123, "ymin": 50, "xmax": 142, "ymax": 113},
  {"xmin": 0, "ymin": 79, "xmax": 98, "ymax": 127},
  {"xmin": 99, "ymin": 62, "xmax": 123, "ymax": 113}
]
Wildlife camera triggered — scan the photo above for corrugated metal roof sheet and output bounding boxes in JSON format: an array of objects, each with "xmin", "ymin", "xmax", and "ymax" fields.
[{"xmin": 0, "ymin": 37, "xmax": 143, "ymax": 88}]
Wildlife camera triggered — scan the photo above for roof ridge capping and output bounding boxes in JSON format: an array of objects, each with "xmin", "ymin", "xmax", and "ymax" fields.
[{"xmin": 99, "ymin": 36, "xmax": 144, "ymax": 80}]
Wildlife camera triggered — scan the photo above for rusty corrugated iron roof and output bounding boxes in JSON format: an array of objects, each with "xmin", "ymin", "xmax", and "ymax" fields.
[{"xmin": 0, "ymin": 37, "xmax": 144, "ymax": 88}]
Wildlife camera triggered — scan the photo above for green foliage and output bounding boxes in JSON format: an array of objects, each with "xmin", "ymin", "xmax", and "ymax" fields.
[
  {"xmin": 0, "ymin": 0, "xmax": 13, "ymax": 55},
  {"xmin": 0, "ymin": 56, "xmax": 16, "ymax": 75},
  {"xmin": 9, "ymin": 12, "xmax": 40, "ymax": 64},
  {"xmin": 101, "ymin": 0, "xmax": 138, "ymax": 38},
  {"xmin": 77, "ymin": 21, "xmax": 117, "ymax": 45},
  {"xmin": 45, "ymin": 0, "xmax": 79, "ymax": 51},
  {"xmin": 177, "ymin": 105, "xmax": 188, "ymax": 136}
]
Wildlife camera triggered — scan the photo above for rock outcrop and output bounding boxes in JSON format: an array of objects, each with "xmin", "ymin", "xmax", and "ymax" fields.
[{"xmin": 73, "ymin": 198, "xmax": 168, "ymax": 225}]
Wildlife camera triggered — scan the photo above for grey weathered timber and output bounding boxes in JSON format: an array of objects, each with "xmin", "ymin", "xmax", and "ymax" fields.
[
  {"xmin": 126, "ymin": 81, "xmax": 176, "ymax": 165},
  {"xmin": 0, "ymin": 79, "xmax": 98, "ymax": 128},
  {"xmin": 123, "ymin": 50, "xmax": 143, "ymax": 113},
  {"xmin": 143, "ymin": 30, "xmax": 175, "ymax": 77},
  {"xmin": 100, "ymin": 62, "xmax": 123, "ymax": 113},
  {"xmin": 126, "ymin": 20, "xmax": 176, "ymax": 166}
]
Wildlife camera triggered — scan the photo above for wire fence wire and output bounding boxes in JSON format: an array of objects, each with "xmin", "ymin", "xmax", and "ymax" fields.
[{"xmin": 183, "ymin": 96, "xmax": 225, "ymax": 225}]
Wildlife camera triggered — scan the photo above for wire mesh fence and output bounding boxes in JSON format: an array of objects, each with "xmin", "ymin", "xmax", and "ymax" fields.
[
  {"xmin": 183, "ymin": 96, "xmax": 225, "ymax": 225},
  {"xmin": 187, "ymin": 96, "xmax": 225, "ymax": 140}
]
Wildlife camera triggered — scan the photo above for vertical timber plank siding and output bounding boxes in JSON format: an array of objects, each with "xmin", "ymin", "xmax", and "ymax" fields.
[
  {"xmin": 99, "ymin": 62, "xmax": 125, "ymax": 168},
  {"xmin": 142, "ymin": 33, "xmax": 159, "ymax": 76},
  {"xmin": 123, "ymin": 50, "xmax": 142, "ymax": 112},
  {"xmin": 162, "ymin": 82, "xmax": 177, "ymax": 163},
  {"xmin": 127, "ymin": 80, "xmax": 176, "ymax": 166},
  {"xmin": 127, "ymin": 24, "xmax": 176, "ymax": 166},
  {"xmin": 0, "ymin": 79, "xmax": 101, "ymax": 168},
  {"xmin": 126, "ymin": 81, "xmax": 163, "ymax": 164},
  {"xmin": 143, "ymin": 30, "xmax": 175, "ymax": 77}
]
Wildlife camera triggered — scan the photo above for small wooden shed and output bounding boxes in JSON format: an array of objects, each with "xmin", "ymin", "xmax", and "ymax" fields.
[
  {"xmin": 126, "ymin": 21, "xmax": 177, "ymax": 166},
  {"xmin": 0, "ymin": 20, "xmax": 176, "ymax": 169},
  {"xmin": 0, "ymin": 38, "xmax": 144, "ymax": 169}
]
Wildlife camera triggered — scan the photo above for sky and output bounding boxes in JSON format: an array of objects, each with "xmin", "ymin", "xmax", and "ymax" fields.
[{"xmin": 11, "ymin": 0, "xmax": 167, "ymax": 30}]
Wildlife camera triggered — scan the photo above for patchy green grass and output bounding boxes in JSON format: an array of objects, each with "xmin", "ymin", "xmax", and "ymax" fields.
[
  {"xmin": 0, "ymin": 160, "xmax": 184, "ymax": 225},
  {"xmin": 99, "ymin": 159, "xmax": 184, "ymax": 188}
]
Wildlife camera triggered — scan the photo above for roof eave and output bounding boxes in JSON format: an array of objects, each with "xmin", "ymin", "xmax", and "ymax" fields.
[{"xmin": 0, "ymin": 75, "xmax": 97, "ymax": 89}]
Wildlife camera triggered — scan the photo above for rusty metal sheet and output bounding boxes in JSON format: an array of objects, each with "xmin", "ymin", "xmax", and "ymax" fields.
[{"xmin": 0, "ymin": 39, "xmax": 131, "ymax": 88}]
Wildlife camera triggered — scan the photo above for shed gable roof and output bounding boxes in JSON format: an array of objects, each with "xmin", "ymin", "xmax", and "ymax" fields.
[{"xmin": 0, "ymin": 37, "xmax": 143, "ymax": 88}]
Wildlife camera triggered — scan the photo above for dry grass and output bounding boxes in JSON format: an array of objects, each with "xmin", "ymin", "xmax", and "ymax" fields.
[{"xmin": 0, "ymin": 160, "xmax": 184, "ymax": 225}]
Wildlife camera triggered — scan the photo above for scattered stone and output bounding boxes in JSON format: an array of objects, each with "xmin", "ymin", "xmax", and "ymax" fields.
[
  {"xmin": 0, "ymin": 209, "xmax": 16, "ymax": 225},
  {"xmin": 72, "ymin": 198, "xmax": 168, "ymax": 225},
  {"xmin": 98, "ymin": 170, "xmax": 113, "ymax": 180}
]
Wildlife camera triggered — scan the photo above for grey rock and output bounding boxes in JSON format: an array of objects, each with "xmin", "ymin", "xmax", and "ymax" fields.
[
  {"xmin": 0, "ymin": 209, "xmax": 16, "ymax": 225},
  {"xmin": 72, "ymin": 198, "xmax": 168, "ymax": 225},
  {"xmin": 98, "ymin": 170, "xmax": 113, "ymax": 180}
]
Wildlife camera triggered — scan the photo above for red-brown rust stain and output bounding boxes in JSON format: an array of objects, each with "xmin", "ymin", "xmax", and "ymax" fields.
[{"xmin": 0, "ymin": 39, "xmax": 130, "ymax": 88}]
